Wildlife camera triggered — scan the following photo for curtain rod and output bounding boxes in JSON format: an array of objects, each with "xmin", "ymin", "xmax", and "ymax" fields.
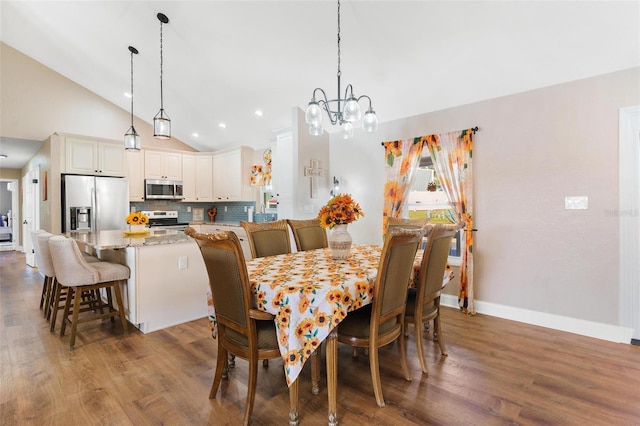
[{"xmin": 380, "ymin": 126, "xmax": 479, "ymax": 146}]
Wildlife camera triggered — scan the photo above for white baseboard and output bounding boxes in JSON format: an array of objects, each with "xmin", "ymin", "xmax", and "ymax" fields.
[{"xmin": 441, "ymin": 294, "xmax": 633, "ymax": 344}]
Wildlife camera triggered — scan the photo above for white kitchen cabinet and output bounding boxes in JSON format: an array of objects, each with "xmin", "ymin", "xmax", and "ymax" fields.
[
  {"xmin": 126, "ymin": 149, "xmax": 145, "ymax": 202},
  {"xmin": 212, "ymin": 147, "xmax": 254, "ymax": 201},
  {"xmin": 182, "ymin": 154, "xmax": 214, "ymax": 202},
  {"xmin": 199, "ymin": 224, "xmax": 252, "ymax": 259},
  {"xmin": 144, "ymin": 150, "xmax": 182, "ymax": 180},
  {"xmin": 181, "ymin": 154, "xmax": 196, "ymax": 201},
  {"xmin": 65, "ymin": 136, "xmax": 126, "ymax": 177}
]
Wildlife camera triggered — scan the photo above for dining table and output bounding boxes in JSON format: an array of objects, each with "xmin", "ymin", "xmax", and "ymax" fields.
[{"xmin": 234, "ymin": 243, "xmax": 454, "ymax": 425}]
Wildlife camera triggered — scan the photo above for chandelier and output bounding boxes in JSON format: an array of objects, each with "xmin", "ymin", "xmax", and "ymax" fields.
[
  {"xmin": 124, "ymin": 46, "xmax": 140, "ymax": 150},
  {"xmin": 305, "ymin": 0, "xmax": 378, "ymax": 139},
  {"xmin": 153, "ymin": 12, "xmax": 171, "ymax": 139}
]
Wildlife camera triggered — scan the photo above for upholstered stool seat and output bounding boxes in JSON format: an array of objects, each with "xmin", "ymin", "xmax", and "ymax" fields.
[{"xmin": 48, "ymin": 235, "xmax": 129, "ymax": 349}]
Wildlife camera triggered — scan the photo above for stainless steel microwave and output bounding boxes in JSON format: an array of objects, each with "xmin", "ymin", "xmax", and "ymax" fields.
[{"xmin": 145, "ymin": 179, "xmax": 184, "ymax": 200}]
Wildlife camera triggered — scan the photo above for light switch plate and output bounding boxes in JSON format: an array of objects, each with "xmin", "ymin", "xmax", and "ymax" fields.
[{"xmin": 565, "ymin": 196, "xmax": 588, "ymax": 210}]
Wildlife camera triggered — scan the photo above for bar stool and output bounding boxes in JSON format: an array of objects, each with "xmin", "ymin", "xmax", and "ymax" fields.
[
  {"xmin": 48, "ymin": 235, "xmax": 130, "ymax": 349},
  {"xmin": 38, "ymin": 233, "xmax": 100, "ymax": 328}
]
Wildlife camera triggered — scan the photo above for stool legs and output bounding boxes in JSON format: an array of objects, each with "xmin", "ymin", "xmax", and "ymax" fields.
[{"xmin": 59, "ymin": 281, "xmax": 128, "ymax": 350}]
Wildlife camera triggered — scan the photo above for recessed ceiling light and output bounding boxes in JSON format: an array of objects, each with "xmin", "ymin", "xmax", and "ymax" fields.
[
  {"xmin": 124, "ymin": 92, "xmax": 132, "ymax": 98},
  {"xmin": 0, "ymin": 154, "xmax": 7, "ymax": 159},
  {"xmin": 192, "ymin": 133, "xmax": 199, "ymax": 138},
  {"xmin": 219, "ymin": 123, "xmax": 226, "ymax": 128},
  {"xmin": 255, "ymin": 110, "xmax": 263, "ymax": 117}
]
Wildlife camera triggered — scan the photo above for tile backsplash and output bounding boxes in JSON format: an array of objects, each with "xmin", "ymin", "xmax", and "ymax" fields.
[{"xmin": 130, "ymin": 200, "xmax": 268, "ymax": 224}]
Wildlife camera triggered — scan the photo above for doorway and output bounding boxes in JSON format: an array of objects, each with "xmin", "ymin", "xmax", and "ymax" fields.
[
  {"xmin": 22, "ymin": 167, "xmax": 40, "ymax": 266},
  {"xmin": 0, "ymin": 179, "xmax": 19, "ymax": 251},
  {"xmin": 619, "ymin": 105, "xmax": 639, "ymax": 343}
]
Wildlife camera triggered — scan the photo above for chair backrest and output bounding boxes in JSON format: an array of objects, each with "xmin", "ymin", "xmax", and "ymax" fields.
[
  {"xmin": 240, "ymin": 220, "xmax": 291, "ymax": 258},
  {"xmin": 373, "ymin": 228, "xmax": 423, "ymax": 323},
  {"xmin": 286, "ymin": 219, "xmax": 328, "ymax": 251},
  {"xmin": 35, "ymin": 231, "xmax": 55, "ymax": 277},
  {"xmin": 185, "ymin": 227, "xmax": 251, "ymax": 334},
  {"xmin": 414, "ymin": 224, "xmax": 458, "ymax": 305},
  {"xmin": 48, "ymin": 236, "xmax": 100, "ymax": 286}
]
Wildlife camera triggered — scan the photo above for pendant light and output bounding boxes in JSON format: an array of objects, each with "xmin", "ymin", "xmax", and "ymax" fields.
[
  {"xmin": 153, "ymin": 12, "xmax": 171, "ymax": 139},
  {"xmin": 124, "ymin": 46, "xmax": 140, "ymax": 151},
  {"xmin": 304, "ymin": 0, "xmax": 378, "ymax": 138}
]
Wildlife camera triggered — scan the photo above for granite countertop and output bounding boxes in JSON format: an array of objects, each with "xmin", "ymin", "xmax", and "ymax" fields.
[
  {"xmin": 68, "ymin": 229, "xmax": 192, "ymax": 250},
  {"xmin": 188, "ymin": 222, "xmax": 242, "ymax": 228}
]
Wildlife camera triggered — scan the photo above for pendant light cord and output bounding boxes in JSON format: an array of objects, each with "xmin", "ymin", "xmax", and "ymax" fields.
[
  {"xmin": 337, "ymin": 0, "xmax": 341, "ymax": 79},
  {"xmin": 130, "ymin": 49, "xmax": 134, "ymax": 126},
  {"xmin": 159, "ymin": 19, "xmax": 164, "ymax": 110}
]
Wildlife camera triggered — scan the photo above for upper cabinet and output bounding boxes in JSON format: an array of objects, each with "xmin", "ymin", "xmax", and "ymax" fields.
[
  {"xmin": 126, "ymin": 150, "xmax": 145, "ymax": 202},
  {"xmin": 144, "ymin": 150, "xmax": 182, "ymax": 180},
  {"xmin": 213, "ymin": 147, "xmax": 253, "ymax": 201},
  {"xmin": 64, "ymin": 136, "xmax": 126, "ymax": 177},
  {"xmin": 182, "ymin": 154, "xmax": 213, "ymax": 202}
]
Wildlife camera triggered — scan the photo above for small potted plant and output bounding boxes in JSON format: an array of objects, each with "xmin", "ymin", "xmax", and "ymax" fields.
[
  {"xmin": 317, "ymin": 193, "xmax": 364, "ymax": 259},
  {"xmin": 125, "ymin": 211, "xmax": 149, "ymax": 233}
]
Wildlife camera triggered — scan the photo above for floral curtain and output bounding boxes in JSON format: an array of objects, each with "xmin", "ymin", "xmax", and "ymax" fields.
[
  {"xmin": 381, "ymin": 139, "xmax": 425, "ymax": 234},
  {"xmin": 418, "ymin": 129, "xmax": 475, "ymax": 314}
]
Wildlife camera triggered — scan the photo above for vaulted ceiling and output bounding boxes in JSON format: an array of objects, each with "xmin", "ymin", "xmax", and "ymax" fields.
[{"xmin": 1, "ymin": 1, "xmax": 638, "ymax": 165}]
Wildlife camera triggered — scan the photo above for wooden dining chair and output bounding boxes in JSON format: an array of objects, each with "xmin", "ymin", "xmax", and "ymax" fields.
[
  {"xmin": 337, "ymin": 227, "xmax": 423, "ymax": 407},
  {"xmin": 286, "ymin": 218, "xmax": 328, "ymax": 251},
  {"xmin": 186, "ymin": 227, "xmax": 299, "ymax": 426},
  {"xmin": 241, "ymin": 220, "xmax": 291, "ymax": 258},
  {"xmin": 404, "ymin": 224, "xmax": 457, "ymax": 374}
]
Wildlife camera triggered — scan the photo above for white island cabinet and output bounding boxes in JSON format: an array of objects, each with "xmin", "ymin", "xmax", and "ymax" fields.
[{"xmin": 79, "ymin": 229, "xmax": 209, "ymax": 334}]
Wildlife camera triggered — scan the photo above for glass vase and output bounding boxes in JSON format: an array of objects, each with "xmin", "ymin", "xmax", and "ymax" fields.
[{"xmin": 328, "ymin": 224, "xmax": 352, "ymax": 259}]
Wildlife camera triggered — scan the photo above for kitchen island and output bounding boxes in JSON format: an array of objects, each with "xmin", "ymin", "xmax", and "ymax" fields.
[{"xmin": 70, "ymin": 228, "xmax": 210, "ymax": 334}]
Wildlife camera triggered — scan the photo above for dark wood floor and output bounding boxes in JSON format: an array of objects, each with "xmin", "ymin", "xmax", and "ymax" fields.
[{"xmin": 1, "ymin": 250, "xmax": 639, "ymax": 425}]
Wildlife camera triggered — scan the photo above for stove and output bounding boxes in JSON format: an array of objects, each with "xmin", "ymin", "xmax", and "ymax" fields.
[{"xmin": 142, "ymin": 211, "xmax": 189, "ymax": 230}]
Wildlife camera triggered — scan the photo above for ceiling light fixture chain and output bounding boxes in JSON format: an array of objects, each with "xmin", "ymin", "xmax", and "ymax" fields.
[
  {"xmin": 153, "ymin": 12, "xmax": 171, "ymax": 139},
  {"xmin": 305, "ymin": 0, "xmax": 378, "ymax": 139},
  {"xmin": 124, "ymin": 45, "xmax": 140, "ymax": 150}
]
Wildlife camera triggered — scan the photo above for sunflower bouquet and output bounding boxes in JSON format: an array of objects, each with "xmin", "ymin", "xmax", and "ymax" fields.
[
  {"xmin": 317, "ymin": 193, "xmax": 364, "ymax": 230},
  {"xmin": 125, "ymin": 211, "xmax": 149, "ymax": 226}
]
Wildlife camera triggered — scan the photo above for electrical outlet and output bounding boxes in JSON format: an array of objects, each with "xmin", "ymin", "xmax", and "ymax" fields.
[
  {"xmin": 244, "ymin": 206, "xmax": 247, "ymax": 212},
  {"xmin": 565, "ymin": 196, "xmax": 588, "ymax": 210},
  {"xmin": 187, "ymin": 206, "xmax": 191, "ymax": 212},
  {"xmin": 178, "ymin": 256, "xmax": 188, "ymax": 269},
  {"xmin": 225, "ymin": 206, "xmax": 228, "ymax": 212}
]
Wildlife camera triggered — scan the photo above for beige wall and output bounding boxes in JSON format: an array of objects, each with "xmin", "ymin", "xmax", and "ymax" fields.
[{"xmin": 330, "ymin": 67, "xmax": 640, "ymax": 328}]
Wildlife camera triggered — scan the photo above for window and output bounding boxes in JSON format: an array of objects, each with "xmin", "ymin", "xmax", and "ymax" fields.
[{"xmin": 407, "ymin": 153, "xmax": 461, "ymax": 264}]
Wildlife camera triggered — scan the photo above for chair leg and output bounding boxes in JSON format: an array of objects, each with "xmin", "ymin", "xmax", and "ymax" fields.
[
  {"xmin": 112, "ymin": 281, "xmax": 128, "ymax": 333},
  {"xmin": 210, "ymin": 343, "xmax": 227, "ymax": 398},
  {"xmin": 243, "ymin": 350, "xmax": 259, "ymax": 426},
  {"xmin": 60, "ymin": 287, "xmax": 74, "ymax": 337},
  {"xmin": 398, "ymin": 325, "xmax": 412, "ymax": 382},
  {"xmin": 415, "ymin": 318, "xmax": 429, "ymax": 375},
  {"xmin": 39, "ymin": 276, "xmax": 48, "ymax": 309},
  {"xmin": 368, "ymin": 343, "xmax": 385, "ymax": 407},
  {"xmin": 68, "ymin": 287, "xmax": 83, "ymax": 350},
  {"xmin": 433, "ymin": 311, "xmax": 447, "ymax": 356},
  {"xmin": 49, "ymin": 282, "xmax": 62, "ymax": 332},
  {"xmin": 43, "ymin": 277, "xmax": 53, "ymax": 319}
]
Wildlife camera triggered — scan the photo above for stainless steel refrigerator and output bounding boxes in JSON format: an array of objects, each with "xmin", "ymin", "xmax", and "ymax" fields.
[{"xmin": 62, "ymin": 175, "xmax": 129, "ymax": 232}]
